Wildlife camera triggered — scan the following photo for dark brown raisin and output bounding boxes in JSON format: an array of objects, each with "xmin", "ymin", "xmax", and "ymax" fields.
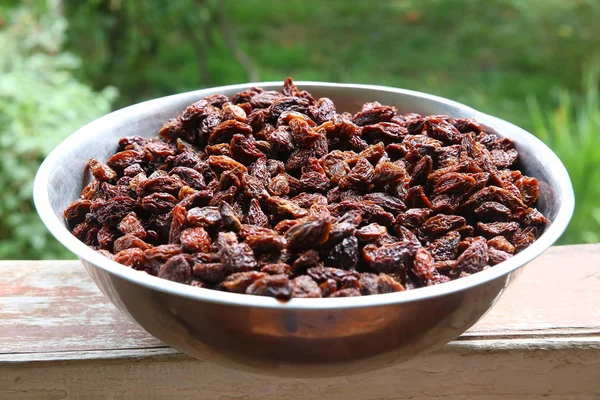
[
  {"xmin": 246, "ymin": 274, "xmax": 293, "ymax": 300},
  {"xmin": 221, "ymin": 271, "xmax": 268, "ymax": 293},
  {"xmin": 158, "ymin": 254, "xmax": 192, "ymax": 283},
  {"xmin": 455, "ymin": 237, "xmax": 488, "ymax": 274},
  {"xmin": 291, "ymin": 275, "xmax": 322, "ymax": 298},
  {"xmin": 285, "ymin": 217, "xmax": 332, "ymax": 252}
]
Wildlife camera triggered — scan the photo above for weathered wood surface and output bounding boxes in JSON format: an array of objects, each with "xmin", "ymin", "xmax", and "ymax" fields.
[{"xmin": 0, "ymin": 244, "xmax": 599, "ymax": 399}]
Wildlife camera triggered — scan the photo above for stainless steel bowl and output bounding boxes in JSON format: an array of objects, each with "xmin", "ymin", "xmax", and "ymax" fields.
[{"xmin": 34, "ymin": 82, "xmax": 574, "ymax": 377}]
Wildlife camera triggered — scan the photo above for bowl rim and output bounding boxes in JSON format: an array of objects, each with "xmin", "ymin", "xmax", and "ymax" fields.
[{"xmin": 34, "ymin": 81, "xmax": 575, "ymax": 310}]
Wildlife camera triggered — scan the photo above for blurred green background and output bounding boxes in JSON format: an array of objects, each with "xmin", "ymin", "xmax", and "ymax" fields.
[{"xmin": 1, "ymin": 0, "xmax": 599, "ymax": 259}]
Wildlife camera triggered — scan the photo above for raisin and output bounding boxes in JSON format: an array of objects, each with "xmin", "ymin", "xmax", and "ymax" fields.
[
  {"xmin": 412, "ymin": 247, "xmax": 448, "ymax": 286},
  {"xmin": 329, "ymin": 288, "xmax": 361, "ymax": 297},
  {"xmin": 219, "ymin": 241, "xmax": 257, "ymax": 274},
  {"xmin": 187, "ymin": 206, "xmax": 222, "ymax": 229},
  {"xmin": 268, "ymin": 96, "xmax": 310, "ymax": 122},
  {"xmin": 113, "ymin": 231, "xmax": 152, "ymax": 253},
  {"xmin": 404, "ymin": 186, "xmax": 432, "ymax": 209},
  {"xmin": 324, "ymin": 236, "xmax": 359, "ymax": 270},
  {"xmin": 362, "ymin": 122, "xmax": 408, "ymax": 143},
  {"xmin": 117, "ymin": 212, "xmax": 146, "ymax": 239},
  {"xmin": 488, "ymin": 248, "xmax": 513, "ymax": 265},
  {"xmin": 91, "ymin": 196, "xmax": 138, "ymax": 226},
  {"xmin": 462, "ymin": 186, "xmax": 526, "ymax": 211},
  {"xmin": 158, "ymin": 254, "xmax": 192, "ymax": 283},
  {"xmin": 180, "ymin": 227, "xmax": 211, "ymax": 252},
  {"xmin": 476, "ymin": 221, "xmax": 520, "ymax": 239},
  {"xmin": 285, "ymin": 217, "xmax": 332, "ymax": 252},
  {"xmin": 289, "ymin": 118, "xmax": 321, "ymax": 148},
  {"xmin": 242, "ymin": 173, "xmax": 270, "ymax": 200},
  {"xmin": 64, "ymin": 199, "xmax": 92, "ymax": 224},
  {"xmin": 291, "ymin": 275, "xmax": 322, "ymax": 298},
  {"xmin": 261, "ymin": 263, "xmax": 292, "ymax": 277},
  {"xmin": 395, "ymin": 208, "xmax": 433, "ymax": 229},
  {"xmin": 267, "ymin": 173, "xmax": 290, "ymax": 196},
  {"xmin": 113, "ymin": 248, "xmax": 145, "ymax": 269},
  {"xmin": 229, "ymin": 134, "xmax": 265, "ymax": 165},
  {"xmin": 141, "ymin": 193, "xmax": 177, "ymax": 213},
  {"xmin": 208, "ymin": 155, "xmax": 248, "ymax": 174},
  {"xmin": 355, "ymin": 223, "xmax": 388, "ymax": 243},
  {"xmin": 168, "ymin": 204, "xmax": 188, "ymax": 244},
  {"xmin": 307, "ymin": 266, "xmax": 359, "ymax": 285},
  {"xmin": 169, "ymin": 167, "xmax": 205, "ymax": 190},
  {"xmin": 377, "ymin": 273, "xmax": 406, "ymax": 293},
  {"xmin": 266, "ymin": 196, "xmax": 309, "ymax": 219},
  {"xmin": 474, "ymin": 201, "xmax": 511, "ymax": 222},
  {"xmin": 250, "ymin": 91, "xmax": 284, "ymax": 108},
  {"xmin": 89, "ymin": 158, "xmax": 117, "ymax": 181},
  {"xmin": 207, "ymin": 120, "xmax": 253, "ymax": 145},
  {"xmin": 426, "ymin": 231, "xmax": 461, "ymax": 261},
  {"xmin": 193, "ymin": 263, "xmax": 227, "ymax": 283},
  {"xmin": 221, "ymin": 271, "xmax": 268, "ymax": 293},
  {"xmin": 106, "ymin": 150, "xmax": 145, "ymax": 172},
  {"xmin": 143, "ymin": 244, "xmax": 183, "ymax": 275},
  {"xmin": 346, "ymin": 143, "xmax": 386, "ymax": 167},
  {"xmin": 309, "ymin": 98, "xmax": 337, "ymax": 125},
  {"xmin": 362, "ymin": 241, "xmax": 418, "ymax": 275},
  {"xmin": 424, "ymin": 116, "xmax": 463, "ymax": 144},
  {"xmin": 363, "ymin": 192, "xmax": 406, "ymax": 215},
  {"xmin": 517, "ymin": 207, "xmax": 548, "ymax": 227},
  {"xmin": 219, "ymin": 201, "xmax": 242, "ymax": 232},
  {"xmin": 419, "ymin": 214, "xmax": 466, "ymax": 239},
  {"xmin": 338, "ymin": 158, "xmax": 375, "ymax": 191},
  {"xmin": 512, "ymin": 226, "xmax": 538, "ymax": 252},
  {"xmin": 455, "ymin": 237, "xmax": 488, "ymax": 274},
  {"xmin": 136, "ymin": 176, "xmax": 184, "ymax": 197},
  {"xmin": 410, "ymin": 155, "xmax": 433, "ymax": 186},
  {"xmin": 487, "ymin": 236, "xmax": 515, "ymax": 254},
  {"xmin": 222, "ymin": 102, "xmax": 248, "ymax": 122},
  {"xmin": 453, "ymin": 118, "xmax": 483, "ymax": 134},
  {"xmin": 515, "ymin": 176, "xmax": 540, "ymax": 206},
  {"xmin": 245, "ymin": 232, "xmax": 286, "ymax": 254},
  {"xmin": 490, "ymin": 149, "xmax": 518, "ymax": 168},
  {"xmin": 433, "ymin": 172, "xmax": 476, "ymax": 195},
  {"xmin": 244, "ymin": 198, "xmax": 269, "ymax": 227},
  {"xmin": 246, "ymin": 274, "xmax": 293, "ymax": 300},
  {"xmin": 353, "ymin": 105, "xmax": 396, "ymax": 126}
]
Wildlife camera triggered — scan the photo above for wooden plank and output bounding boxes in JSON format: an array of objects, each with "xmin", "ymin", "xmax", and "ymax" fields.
[
  {"xmin": 0, "ymin": 259, "xmax": 163, "ymax": 354},
  {"xmin": 0, "ymin": 341, "xmax": 598, "ymax": 399},
  {"xmin": 0, "ymin": 244, "xmax": 599, "ymax": 399},
  {"xmin": 1, "ymin": 244, "xmax": 598, "ymax": 355}
]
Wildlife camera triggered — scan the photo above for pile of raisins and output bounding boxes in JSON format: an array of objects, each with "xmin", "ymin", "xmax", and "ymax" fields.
[{"xmin": 64, "ymin": 78, "xmax": 547, "ymax": 300}]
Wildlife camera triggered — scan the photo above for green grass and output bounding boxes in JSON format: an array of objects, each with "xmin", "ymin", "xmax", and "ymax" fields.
[{"xmin": 528, "ymin": 65, "xmax": 600, "ymax": 244}]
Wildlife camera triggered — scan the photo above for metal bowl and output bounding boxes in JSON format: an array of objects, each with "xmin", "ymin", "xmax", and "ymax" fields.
[{"xmin": 34, "ymin": 82, "xmax": 574, "ymax": 377}]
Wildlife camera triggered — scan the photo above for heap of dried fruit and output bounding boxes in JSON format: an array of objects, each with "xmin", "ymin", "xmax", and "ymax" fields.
[{"xmin": 64, "ymin": 78, "xmax": 547, "ymax": 300}]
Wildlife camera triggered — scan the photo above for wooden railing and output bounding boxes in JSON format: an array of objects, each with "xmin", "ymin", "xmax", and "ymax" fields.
[{"xmin": 1, "ymin": 244, "xmax": 599, "ymax": 399}]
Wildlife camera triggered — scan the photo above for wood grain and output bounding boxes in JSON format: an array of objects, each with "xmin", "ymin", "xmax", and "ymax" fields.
[{"xmin": 1, "ymin": 244, "xmax": 599, "ymax": 399}]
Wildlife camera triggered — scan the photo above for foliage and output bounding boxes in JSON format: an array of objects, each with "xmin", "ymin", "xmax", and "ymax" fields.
[
  {"xmin": 528, "ymin": 65, "xmax": 600, "ymax": 244},
  {"xmin": 64, "ymin": 0, "xmax": 600, "ymax": 131},
  {"xmin": 0, "ymin": 1, "xmax": 117, "ymax": 259}
]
